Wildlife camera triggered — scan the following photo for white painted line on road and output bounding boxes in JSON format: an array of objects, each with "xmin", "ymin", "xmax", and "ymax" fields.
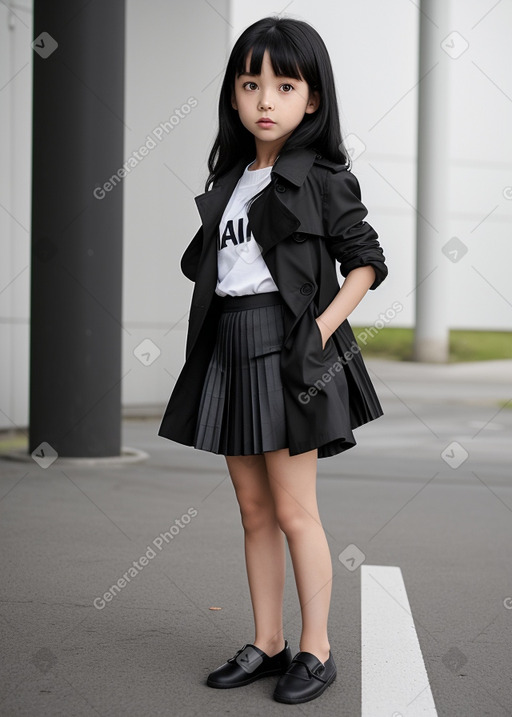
[{"xmin": 361, "ymin": 565, "xmax": 438, "ymax": 716}]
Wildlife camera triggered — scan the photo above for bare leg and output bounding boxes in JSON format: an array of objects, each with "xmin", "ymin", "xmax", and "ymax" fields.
[
  {"xmin": 225, "ymin": 453, "xmax": 286, "ymax": 657},
  {"xmin": 264, "ymin": 447, "xmax": 332, "ymax": 664}
]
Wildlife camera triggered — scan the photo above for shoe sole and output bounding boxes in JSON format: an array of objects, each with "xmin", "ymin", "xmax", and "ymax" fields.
[
  {"xmin": 207, "ymin": 666, "xmax": 288, "ymax": 689},
  {"xmin": 273, "ymin": 671, "xmax": 337, "ymax": 704}
]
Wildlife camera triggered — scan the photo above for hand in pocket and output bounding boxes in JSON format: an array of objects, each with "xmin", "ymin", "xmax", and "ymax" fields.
[{"xmin": 314, "ymin": 317, "xmax": 331, "ymax": 350}]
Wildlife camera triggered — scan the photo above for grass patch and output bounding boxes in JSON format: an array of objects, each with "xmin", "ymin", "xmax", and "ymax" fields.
[
  {"xmin": 0, "ymin": 432, "xmax": 28, "ymax": 452},
  {"xmin": 350, "ymin": 327, "xmax": 512, "ymax": 362}
]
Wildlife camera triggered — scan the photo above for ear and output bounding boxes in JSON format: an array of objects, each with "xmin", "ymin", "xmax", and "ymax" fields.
[
  {"xmin": 305, "ymin": 89, "xmax": 320, "ymax": 114},
  {"xmin": 231, "ymin": 90, "xmax": 238, "ymax": 111}
]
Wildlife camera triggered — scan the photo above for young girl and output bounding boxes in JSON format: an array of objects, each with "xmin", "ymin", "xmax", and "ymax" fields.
[{"xmin": 158, "ymin": 16, "xmax": 388, "ymax": 705}]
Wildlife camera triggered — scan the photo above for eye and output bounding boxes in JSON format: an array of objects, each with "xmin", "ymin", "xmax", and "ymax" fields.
[
  {"xmin": 242, "ymin": 81, "xmax": 258, "ymax": 91},
  {"xmin": 280, "ymin": 83, "xmax": 294, "ymax": 93}
]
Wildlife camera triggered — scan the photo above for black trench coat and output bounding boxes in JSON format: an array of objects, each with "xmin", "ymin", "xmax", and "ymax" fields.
[{"xmin": 158, "ymin": 146, "xmax": 388, "ymax": 458}]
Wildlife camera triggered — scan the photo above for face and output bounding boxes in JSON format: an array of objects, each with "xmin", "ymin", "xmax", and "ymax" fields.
[{"xmin": 231, "ymin": 48, "xmax": 319, "ymax": 153}]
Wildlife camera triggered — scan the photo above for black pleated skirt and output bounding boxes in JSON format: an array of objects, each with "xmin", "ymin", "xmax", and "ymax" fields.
[{"xmin": 193, "ymin": 291, "xmax": 289, "ymax": 456}]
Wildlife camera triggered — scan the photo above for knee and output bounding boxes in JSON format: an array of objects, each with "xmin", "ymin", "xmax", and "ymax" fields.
[
  {"xmin": 238, "ymin": 496, "xmax": 276, "ymax": 533},
  {"xmin": 274, "ymin": 506, "xmax": 311, "ymax": 538}
]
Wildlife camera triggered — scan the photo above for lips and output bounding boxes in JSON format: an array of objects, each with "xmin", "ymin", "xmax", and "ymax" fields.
[{"xmin": 257, "ymin": 118, "xmax": 275, "ymax": 125}]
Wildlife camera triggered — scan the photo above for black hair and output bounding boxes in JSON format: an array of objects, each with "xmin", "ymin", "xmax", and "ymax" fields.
[{"xmin": 205, "ymin": 16, "xmax": 350, "ymax": 191}]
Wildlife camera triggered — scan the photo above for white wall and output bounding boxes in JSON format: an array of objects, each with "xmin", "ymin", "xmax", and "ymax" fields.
[
  {"xmin": 0, "ymin": 0, "xmax": 32, "ymax": 431},
  {"xmin": 231, "ymin": 0, "xmax": 512, "ymax": 334},
  {"xmin": 0, "ymin": 0, "xmax": 510, "ymax": 431},
  {"xmin": 121, "ymin": 0, "xmax": 231, "ymax": 408}
]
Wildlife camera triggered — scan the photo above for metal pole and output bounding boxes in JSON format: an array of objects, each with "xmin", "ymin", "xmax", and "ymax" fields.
[
  {"xmin": 413, "ymin": 0, "xmax": 450, "ymax": 362},
  {"xmin": 29, "ymin": 0, "xmax": 126, "ymax": 456}
]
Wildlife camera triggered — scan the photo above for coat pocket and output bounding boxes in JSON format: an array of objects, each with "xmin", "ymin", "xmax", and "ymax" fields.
[{"xmin": 311, "ymin": 310, "xmax": 338, "ymax": 361}]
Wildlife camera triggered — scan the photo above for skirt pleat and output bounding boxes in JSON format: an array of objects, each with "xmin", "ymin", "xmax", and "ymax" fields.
[
  {"xmin": 250, "ymin": 311, "xmax": 265, "ymax": 452},
  {"xmin": 193, "ymin": 292, "xmax": 289, "ymax": 456}
]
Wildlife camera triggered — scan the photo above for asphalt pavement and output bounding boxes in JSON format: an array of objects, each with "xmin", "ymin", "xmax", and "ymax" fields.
[{"xmin": 1, "ymin": 357, "xmax": 511, "ymax": 716}]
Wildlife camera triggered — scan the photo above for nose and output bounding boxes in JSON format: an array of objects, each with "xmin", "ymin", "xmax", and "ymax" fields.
[{"xmin": 259, "ymin": 96, "xmax": 274, "ymax": 111}]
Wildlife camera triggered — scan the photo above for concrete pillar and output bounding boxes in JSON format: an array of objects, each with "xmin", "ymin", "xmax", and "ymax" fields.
[
  {"xmin": 29, "ymin": 0, "xmax": 125, "ymax": 456},
  {"xmin": 413, "ymin": 0, "xmax": 451, "ymax": 362}
]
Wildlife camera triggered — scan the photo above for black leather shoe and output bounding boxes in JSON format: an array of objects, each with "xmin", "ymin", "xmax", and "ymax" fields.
[
  {"xmin": 206, "ymin": 640, "xmax": 292, "ymax": 689},
  {"xmin": 273, "ymin": 650, "xmax": 336, "ymax": 704}
]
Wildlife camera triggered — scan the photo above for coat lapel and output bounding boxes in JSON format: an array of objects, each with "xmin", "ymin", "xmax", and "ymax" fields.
[
  {"xmin": 190, "ymin": 158, "xmax": 247, "ymax": 308},
  {"xmin": 248, "ymin": 146, "xmax": 318, "ymax": 256},
  {"xmin": 246, "ymin": 187, "xmax": 300, "ymax": 256},
  {"xmin": 185, "ymin": 147, "xmax": 319, "ymax": 356},
  {"xmin": 194, "ymin": 158, "xmax": 247, "ymax": 256},
  {"xmin": 192, "ymin": 146, "xmax": 318, "ymax": 261}
]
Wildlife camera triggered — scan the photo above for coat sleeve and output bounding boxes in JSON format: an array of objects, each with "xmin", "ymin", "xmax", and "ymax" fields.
[
  {"xmin": 323, "ymin": 168, "xmax": 388, "ymax": 290},
  {"xmin": 180, "ymin": 225, "xmax": 203, "ymax": 282}
]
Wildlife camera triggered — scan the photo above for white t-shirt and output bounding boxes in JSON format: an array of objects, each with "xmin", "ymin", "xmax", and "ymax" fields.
[{"xmin": 215, "ymin": 161, "xmax": 279, "ymax": 297}]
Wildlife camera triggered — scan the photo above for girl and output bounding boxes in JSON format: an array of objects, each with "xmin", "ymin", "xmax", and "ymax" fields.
[{"xmin": 158, "ymin": 16, "xmax": 388, "ymax": 705}]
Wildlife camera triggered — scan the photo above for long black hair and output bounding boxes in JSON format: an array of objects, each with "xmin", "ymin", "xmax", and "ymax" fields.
[{"xmin": 205, "ymin": 16, "xmax": 350, "ymax": 191}]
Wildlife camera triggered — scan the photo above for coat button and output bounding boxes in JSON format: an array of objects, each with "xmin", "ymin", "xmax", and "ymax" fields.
[
  {"xmin": 300, "ymin": 282, "xmax": 314, "ymax": 295},
  {"xmin": 293, "ymin": 233, "xmax": 307, "ymax": 243},
  {"xmin": 315, "ymin": 153, "xmax": 322, "ymax": 159},
  {"xmin": 275, "ymin": 183, "xmax": 286, "ymax": 193}
]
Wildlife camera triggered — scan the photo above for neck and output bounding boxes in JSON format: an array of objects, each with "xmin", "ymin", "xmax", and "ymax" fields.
[{"xmin": 250, "ymin": 136, "xmax": 288, "ymax": 169}]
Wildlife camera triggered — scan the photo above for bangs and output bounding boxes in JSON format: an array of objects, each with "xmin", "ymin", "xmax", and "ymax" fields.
[
  {"xmin": 207, "ymin": 16, "xmax": 347, "ymax": 189},
  {"xmin": 235, "ymin": 34, "xmax": 306, "ymax": 81}
]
